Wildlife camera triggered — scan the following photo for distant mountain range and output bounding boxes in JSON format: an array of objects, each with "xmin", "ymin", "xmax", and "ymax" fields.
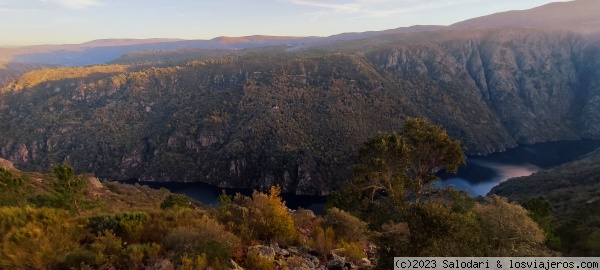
[
  {"xmin": 451, "ymin": 0, "xmax": 600, "ymax": 33},
  {"xmin": 1, "ymin": 0, "xmax": 598, "ymax": 67}
]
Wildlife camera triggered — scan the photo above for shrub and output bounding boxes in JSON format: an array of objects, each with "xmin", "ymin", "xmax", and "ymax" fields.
[
  {"xmin": 125, "ymin": 243, "xmax": 161, "ymax": 268},
  {"xmin": 138, "ymin": 208, "xmax": 206, "ymax": 244},
  {"xmin": 322, "ymin": 207, "xmax": 367, "ymax": 243},
  {"xmin": 313, "ymin": 226, "xmax": 335, "ymax": 256},
  {"xmin": 0, "ymin": 207, "xmax": 85, "ymax": 269},
  {"xmin": 90, "ymin": 231, "xmax": 124, "ymax": 265},
  {"xmin": 292, "ymin": 209, "xmax": 322, "ymax": 244},
  {"xmin": 338, "ymin": 241, "xmax": 367, "ymax": 263},
  {"xmin": 474, "ymin": 195, "xmax": 550, "ymax": 256},
  {"xmin": 181, "ymin": 253, "xmax": 208, "ymax": 270},
  {"xmin": 245, "ymin": 249, "xmax": 276, "ymax": 270},
  {"xmin": 63, "ymin": 249, "xmax": 97, "ymax": 269},
  {"xmin": 88, "ymin": 212, "xmax": 147, "ymax": 242},
  {"xmin": 219, "ymin": 186, "xmax": 298, "ymax": 245},
  {"xmin": 160, "ymin": 194, "xmax": 192, "ymax": 209},
  {"xmin": 165, "ymin": 216, "xmax": 241, "ymax": 266}
]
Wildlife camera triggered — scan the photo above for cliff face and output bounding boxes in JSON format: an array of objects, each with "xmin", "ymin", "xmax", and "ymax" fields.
[
  {"xmin": 367, "ymin": 30, "xmax": 597, "ymax": 152},
  {"xmin": 1, "ymin": 29, "xmax": 599, "ymax": 194}
]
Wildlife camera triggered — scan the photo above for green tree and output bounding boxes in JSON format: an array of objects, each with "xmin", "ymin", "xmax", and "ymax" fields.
[
  {"xmin": 330, "ymin": 118, "xmax": 465, "ymax": 227},
  {"xmin": 0, "ymin": 168, "xmax": 28, "ymax": 207},
  {"xmin": 522, "ymin": 196, "xmax": 560, "ymax": 249},
  {"xmin": 50, "ymin": 163, "xmax": 85, "ymax": 214},
  {"xmin": 400, "ymin": 118, "xmax": 465, "ymax": 203}
]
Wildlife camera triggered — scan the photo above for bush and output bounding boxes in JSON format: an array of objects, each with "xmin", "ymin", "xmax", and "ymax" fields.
[
  {"xmin": 338, "ymin": 241, "xmax": 367, "ymax": 263},
  {"xmin": 181, "ymin": 253, "xmax": 208, "ymax": 270},
  {"xmin": 88, "ymin": 212, "xmax": 147, "ymax": 242},
  {"xmin": 322, "ymin": 207, "xmax": 367, "ymax": 243},
  {"xmin": 90, "ymin": 231, "xmax": 124, "ymax": 265},
  {"xmin": 474, "ymin": 195, "xmax": 549, "ymax": 256},
  {"xmin": 245, "ymin": 249, "xmax": 276, "ymax": 270},
  {"xmin": 312, "ymin": 226, "xmax": 335, "ymax": 256},
  {"xmin": 137, "ymin": 208, "xmax": 206, "ymax": 244},
  {"xmin": 218, "ymin": 186, "xmax": 299, "ymax": 245},
  {"xmin": 63, "ymin": 249, "xmax": 97, "ymax": 269},
  {"xmin": 0, "ymin": 207, "xmax": 85, "ymax": 269},
  {"xmin": 160, "ymin": 194, "xmax": 192, "ymax": 209},
  {"xmin": 125, "ymin": 243, "xmax": 161, "ymax": 269},
  {"xmin": 292, "ymin": 209, "xmax": 322, "ymax": 244},
  {"xmin": 165, "ymin": 216, "xmax": 241, "ymax": 266}
]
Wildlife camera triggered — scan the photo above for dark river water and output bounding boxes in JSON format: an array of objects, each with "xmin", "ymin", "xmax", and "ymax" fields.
[{"xmin": 135, "ymin": 140, "xmax": 600, "ymax": 214}]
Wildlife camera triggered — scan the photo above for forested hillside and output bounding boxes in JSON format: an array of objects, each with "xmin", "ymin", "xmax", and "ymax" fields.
[
  {"xmin": 0, "ymin": 62, "xmax": 47, "ymax": 88},
  {"xmin": 1, "ymin": 28, "xmax": 599, "ymax": 194}
]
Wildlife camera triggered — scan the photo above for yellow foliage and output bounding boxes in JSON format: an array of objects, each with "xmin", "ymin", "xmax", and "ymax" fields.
[
  {"xmin": 4, "ymin": 65, "xmax": 128, "ymax": 92},
  {"xmin": 220, "ymin": 186, "xmax": 299, "ymax": 245},
  {"xmin": 0, "ymin": 207, "xmax": 85, "ymax": 269},
  {"xmin": 338, "ymin": 241, "xmax": 367, "ymax": 263},
  {"xmin": 244, "ymin": 249, "xmax": 276, "ymax": 270},
  {"xmin": 312, "ymin": 226, "xmax": 335, "ymax": 256},
  {"xmin": 474, "ymin": 195, "xmax": 549, "ymax": 256}
]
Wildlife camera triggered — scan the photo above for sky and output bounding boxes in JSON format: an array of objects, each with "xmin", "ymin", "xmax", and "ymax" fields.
[{"xmin": 0, "ymin": 0, "xmax": 570, "ymax": 46}]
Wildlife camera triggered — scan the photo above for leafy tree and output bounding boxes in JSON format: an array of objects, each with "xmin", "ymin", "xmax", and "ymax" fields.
[
  {"xmin": 50, "ymin": 163, "xmax": 85, "ymax": 214},
  {"xmin": 330, "ymin": 118, "xmax": 465, "ymax": 227},
  {"xmin": 400, "ymin": 118, "xmax": 465, "ymax": 203}
]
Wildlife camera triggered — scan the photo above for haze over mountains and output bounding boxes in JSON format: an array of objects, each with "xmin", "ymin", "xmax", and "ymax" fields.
[
  {"xmin": 1, "ymin": 0, "xmax": 599, "ymax": 67},
  {"xmin": 1, "ymin": 0, "xmax": 599, "ymax": 195}
]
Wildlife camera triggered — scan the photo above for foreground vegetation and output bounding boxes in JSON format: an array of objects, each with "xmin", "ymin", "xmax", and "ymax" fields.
[{"xmin": 0, "ymin": 120, "xmax": 571, "ymax": 269}]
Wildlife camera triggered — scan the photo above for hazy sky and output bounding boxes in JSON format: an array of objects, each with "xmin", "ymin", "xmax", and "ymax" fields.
[{"xmin": 0, "ymin": 0, "xmax": 569, "ymax": 46}]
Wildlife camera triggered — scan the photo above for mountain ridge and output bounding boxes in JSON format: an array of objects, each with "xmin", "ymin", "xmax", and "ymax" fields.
[{"xmin": 1, "ymin": 28, "xmax": 599, "ymax": 194}]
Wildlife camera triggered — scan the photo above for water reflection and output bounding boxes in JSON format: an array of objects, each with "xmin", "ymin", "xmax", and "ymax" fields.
[
  {"xmin": 136, "ymin": 140, "xmax": 600, "ymax": 212},
  {"xmin": 441, "ymin": 160, "xmax": 540, "ymax": 196},
  {"xmin": 439, "ymin": 140, "xmax": 600, "ymax": 196}
]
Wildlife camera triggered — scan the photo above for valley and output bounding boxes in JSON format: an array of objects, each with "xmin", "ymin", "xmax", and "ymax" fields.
[
  {"xmin": 1, "ymin": 0, "xmax": 600, "ymax": 266},
  {"xmin": 1, "ymin": 28, "xmax": 600, "ymax": 195}
]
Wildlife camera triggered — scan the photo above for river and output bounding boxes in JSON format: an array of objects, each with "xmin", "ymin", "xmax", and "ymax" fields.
[{"xmin": 135, "ymin": 140, "xmax": 600, "ymax": 214}]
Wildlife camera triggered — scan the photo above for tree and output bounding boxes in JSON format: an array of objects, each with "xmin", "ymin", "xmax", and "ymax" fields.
[
  {"xmin": 522, "ymin": 196, "xmax": 560, "ymax": 249},
  {"xmin": 51, "ymin": 163, "xmax": 85, "ymax": 214},
  {"xmin": 0, "ymin": 168, "xmax": 28, "ymax": 207},
  {"xmin": 330, "ymin": 118, "xmax": 465, "ymax": 226},
  {"xmin": 400, "ymin": 118, "xmax": 465, "ymax": 203}
]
